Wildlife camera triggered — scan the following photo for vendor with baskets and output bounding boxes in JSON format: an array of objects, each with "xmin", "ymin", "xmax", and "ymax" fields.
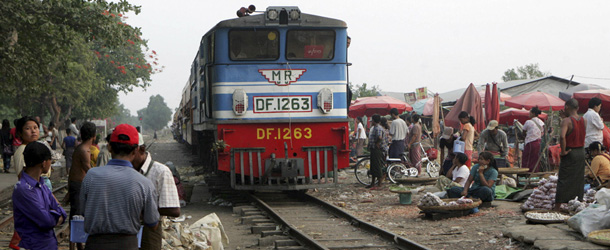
[{"xmin": 448, "ymin": 151, "xmax": 499, "ymax": 203}]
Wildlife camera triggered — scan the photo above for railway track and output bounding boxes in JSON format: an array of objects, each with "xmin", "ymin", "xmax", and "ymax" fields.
[
  {"xmin": 0, "ymin": 183, "xmax": 70, "ymax": 247},
  {"xmin": 235, "ymin": 190, "xmax": 429, "ymax": 250}
]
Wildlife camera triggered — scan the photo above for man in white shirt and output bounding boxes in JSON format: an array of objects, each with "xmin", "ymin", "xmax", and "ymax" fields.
[
  {"xmin": 388, "ymin": 108, "xmax": 408, "ymax": 158},
  {"xmin": 132, "ymin": 140, "xmax": 180, "ymax": 249},
  {"xmin": 583, "ymin": 97, "xmax": 604, "ymax": 148},
  {"xmin": 68, "ymin": 117, "xmax": 79, "ymax": 137},
  {"xmin": 355, "ymin": 117, "xmax": 367, "ymax": 156}
]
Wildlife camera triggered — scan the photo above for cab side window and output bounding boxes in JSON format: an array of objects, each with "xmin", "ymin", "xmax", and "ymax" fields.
[
  {"xmin": 286, "ymin": 30, "xmax": 335, "ymax": 60},
  {"xmin": 229, "ymin": 29, "xmax": 279, "ymax": 60}
]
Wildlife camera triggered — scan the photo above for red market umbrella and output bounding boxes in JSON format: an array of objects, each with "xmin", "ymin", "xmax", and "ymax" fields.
[
  {"xmin": 445, "ymin": 83, "xmax": 485, "ymax": 132},
  {"xmin": 504, "ymin": 91, "xmax": 565, "ymax": 111},
  {"xmin": 573, "ymin": 89, "xmax": 610, "ymax": 120},
  {"xmin": 499, "ymin": 108, "xmax": 548, "ymax": 126},
  {"xmin": 348, "ymin": 96, "xmax": 413, "ymax": 118},
  {"xmin": 489, "ymin": 82, "xmax": 500, "ymax": 123},
  {"xmin": 484, "ymin": 84, "xmax": 492, "ymax": 124}
]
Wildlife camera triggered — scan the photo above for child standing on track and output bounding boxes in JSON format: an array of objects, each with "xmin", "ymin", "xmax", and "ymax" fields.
[{"xmin": 12, "ymin": 141, "xmax": 67, "ymax": 250}]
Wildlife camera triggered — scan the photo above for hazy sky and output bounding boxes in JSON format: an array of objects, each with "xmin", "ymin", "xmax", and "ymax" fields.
[{"xmin": 119, "ymin": 0, "xmax": 610, "ymax": 115}]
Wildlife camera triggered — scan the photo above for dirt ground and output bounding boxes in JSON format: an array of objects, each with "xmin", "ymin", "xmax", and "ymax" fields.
[
  {"xmin": 307, "ymin": 170, "xmax": 531, "ymax": 250},
  {"xmin": 150, "ymin": 133, "xmax": 531, "ymax": 249}
]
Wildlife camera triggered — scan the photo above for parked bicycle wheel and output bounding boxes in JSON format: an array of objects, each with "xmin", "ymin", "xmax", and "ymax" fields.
[
  {"xmin": 426, "ymin": 160, "xmax": 440, "ymax": 177},
  {"xmin": 354, "ymin": 157, "xmax": 372, "ymax": 186},
  {"xmin": 387, "ymin": 163, "xmax": 410, "ymax": 183}
]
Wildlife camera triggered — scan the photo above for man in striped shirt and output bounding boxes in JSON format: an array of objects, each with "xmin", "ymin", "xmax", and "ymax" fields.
[
  {"xmin": 80, "ymin": 124, "xmax": 159, "ymax": 250},
  {"xmin": 132, "ymin": 138, "xmax": 181, "ymax": 249}
]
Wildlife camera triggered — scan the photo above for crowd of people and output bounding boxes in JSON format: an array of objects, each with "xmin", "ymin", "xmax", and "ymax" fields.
[
  {"xmin": 1, "ymin": 116, "xmax": 183, "ymax": 250},
  {"xmin": 351, "ymin": 97, "xmax": 609, "ymax": 212}
]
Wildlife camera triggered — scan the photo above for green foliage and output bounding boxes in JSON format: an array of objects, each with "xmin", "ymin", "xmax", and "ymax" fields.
[
  {"xmin": 137, "ymin": 95, "xmax": 172, "ymax": 131},
  {"xmin": 349, "ymin": 82, "xmax": 381, "ymax": 100},
  {"xmin": 0, "ymin": 0, "xmax": 157, "ymax": 128},
  {"xmin": 502, "ymin": 63, "xmax": 550, "ymax": 82},
  {"xmin": 110, "ymin": 103, "xmax": 139, "ymax": 127}
]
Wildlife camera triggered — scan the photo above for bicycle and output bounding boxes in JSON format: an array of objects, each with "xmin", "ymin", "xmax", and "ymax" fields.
[
  {"xmin": 353, "ymin": 155, "xmax": 414, "ymax": 186},
  {"xmin": 403, "ymin": 142, "xmax": 440, "ymax": 178}
]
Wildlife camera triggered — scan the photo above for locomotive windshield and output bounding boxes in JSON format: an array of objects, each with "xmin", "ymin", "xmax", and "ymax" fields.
[
  {"xmin": 229, "ymin": 29, "xmax": 279, "ymax": 60},
  {"xmin": 286, "ymin": 30, "xmax": 335, "ymax": 60}
]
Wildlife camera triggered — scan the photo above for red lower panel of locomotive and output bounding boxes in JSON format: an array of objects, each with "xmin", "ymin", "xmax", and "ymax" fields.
[{"xmin": 217, "ymin": 122, "xmax": 350, "ymax": 177}]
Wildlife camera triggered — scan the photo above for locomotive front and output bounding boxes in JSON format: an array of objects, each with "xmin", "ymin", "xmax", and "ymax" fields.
[{"xmin": 193, "ymin": 7, "xmax": 350, "ymax": 190}]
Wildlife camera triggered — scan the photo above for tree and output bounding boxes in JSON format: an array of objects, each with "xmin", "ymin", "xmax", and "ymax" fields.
[
  {"xmin": 110, "ymin": 102, "xmax": 139, "ymax": 127},
  {"xmin": 349, "ymin": 83, "xmax": 381, "ymax": 100},
  {"xmin": 137, "ymin": 95, "xmax": 172, "ymax": 132},
  {"xmin": 502, "ymin": 63, "xmax": 550, "ymax": 82},
  {"xmin": 0, "ymin": 0, "xmax": 160, "ymax": 128}
]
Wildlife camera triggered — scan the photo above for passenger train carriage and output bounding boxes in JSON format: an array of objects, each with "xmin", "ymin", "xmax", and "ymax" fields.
[{"xmin": 174, "ymin": 6, "xmax": 350, "ymax": 190}]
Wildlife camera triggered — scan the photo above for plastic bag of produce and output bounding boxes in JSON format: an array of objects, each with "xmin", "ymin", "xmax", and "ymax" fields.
[
  {"xmin": 567, "ymin": 204, "xmax": 610, "ymax": 237},
  {"xmin": 595, "ymin": 188, "xmax": 610, "ymax": 207}
]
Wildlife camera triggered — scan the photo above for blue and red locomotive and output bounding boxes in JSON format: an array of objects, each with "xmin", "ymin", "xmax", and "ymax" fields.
[{"xmin": 174, "ymin": 6, "xmax": 351, "ymax": 190}]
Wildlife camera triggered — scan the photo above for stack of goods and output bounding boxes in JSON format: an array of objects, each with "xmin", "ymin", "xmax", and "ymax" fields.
[
  {"xmin": 584, "ymin": 189, "xmax": 597, "ymax": 203},
  {"xmin": 446, "ymin": 196, "xmax": 474, "ymax": 206},
  {"xmin": 521, "ymin": 176, "xmax": 558, "ymax": 210},
  {"xmin": 566, "ymin": 189, "xmax": 597, "ymax": 214},
  {"xmin": 418, "ymin": 192, "xmax": 446, "ymax": 206},
  {"xmin": 525, "ymin": 211, "xmax": 571, "ymax": 221},
  {"xmin": 418, "ymin": 193, "xmax": 475, "ymax": 207}
]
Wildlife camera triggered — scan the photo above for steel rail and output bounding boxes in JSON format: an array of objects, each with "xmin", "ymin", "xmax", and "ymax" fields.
[
  {"xmin": 298, "ymin": 192, "xmax": 430, "ymax": 250},
  {"xmin": 246, "ymin": 191, "xmax": 430, "ymax": 250},
  {"xmin": 0, "ymin": 183, "xmax": 69, "ymax": 229},
  {"xmin": 246, "ymin": 193, "xmax": 328, "ymax": 250}
]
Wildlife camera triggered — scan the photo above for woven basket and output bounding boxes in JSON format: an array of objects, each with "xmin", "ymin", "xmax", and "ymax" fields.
[
  {"xmin": 417, "ymin": 198, "xmax": 482, "ymax": 211},
  {"xmin": 395, "ymin": 177, "xmax": 439, "ymax": 184},
  {"xmin": 524, "ymin": 210, "xmax": 570, "ymax": 224},
  {"xmin": 521, "ymin": 207, "xmax": 570, "ymax": 214},
  {"xmin": 588, "ymin": 229, "xmax": 610, "ymax": 246},
  {"xmin": 498, "ymin": 167, "xmax": 529, "ymax": 174},
  {"xmin": 390, "ymin": 189, "xmax": 413, "ymax": 194},
  {"xmin": 389, "ymin": 186, "xmax": 423, "ymax": 194}
]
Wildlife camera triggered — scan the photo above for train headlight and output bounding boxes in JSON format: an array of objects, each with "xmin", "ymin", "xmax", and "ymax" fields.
[
  {"xmin": 289, "ymin": 9, "xmax": 300, "ymax": 20},
  {"xmin": 232, "ymin": 89, "xmax": 248, "ymax": 116},
  {"xmin": 317, "ymin": 88, "xmax": 333, "ymax": 114},
  {"xmin": 267, "ymin": 9, "xmax": 278, "ymax": 20}
]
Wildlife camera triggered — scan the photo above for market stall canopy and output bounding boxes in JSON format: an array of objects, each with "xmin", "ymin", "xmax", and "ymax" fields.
[
  {"xmin": 499, "ymin": 108, "xmax": 548, "ymax": 126},
  {"xmin": 559, "ymin": 83, "xmax": 607, "ymax": 101},
  {"xmin": 489, "ymin": 82, "xmax": 501, "ymax": 123},
  {"xmin": 445, "ymin": 83, "xmax": 485, "ymax": 132},
  {"xmin": 348, "ymin": 96, "xmax": 413, "ymax": 118},
  {"xmin": 412, "ymin": 97, "xmax": 442, "ymax": 116},
  {"xmin": 573, "ymin": 89, "xmax": 610, "ymax": 120},
  {"xmin": 484, "ymin": 85, "xmax": 492, "ymax": 124},
  {"xmin": 504, "ymin": 91, "xmax": 565, "ymax": 111},
  {"xmin": 412, "ymin": 98, "xmax": 431, "ymax": 115}
]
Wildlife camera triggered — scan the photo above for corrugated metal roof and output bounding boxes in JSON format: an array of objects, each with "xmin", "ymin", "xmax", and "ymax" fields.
[
  {"xmin": 496, "ymin": 76, "xmax": 580, "ymax": 90},
  {"xmin": 438, "ymin": 75, "xmax": 581, "ymax": 104}
]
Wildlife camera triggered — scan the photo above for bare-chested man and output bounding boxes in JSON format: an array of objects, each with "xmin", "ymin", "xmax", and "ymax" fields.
[{"xmin": 68, "ymin": 122, "xmax": 96, "ymax": 250}]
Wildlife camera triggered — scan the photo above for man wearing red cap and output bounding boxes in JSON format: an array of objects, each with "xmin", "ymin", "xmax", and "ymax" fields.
[{"xmin": 80, "ymin": 124, "xmax": 159, "ymax": 250}]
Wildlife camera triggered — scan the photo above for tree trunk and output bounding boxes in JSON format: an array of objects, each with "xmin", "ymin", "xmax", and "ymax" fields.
[{"xmin": 44, "ymin": 93, "xmax": 71, "ymax": 131}]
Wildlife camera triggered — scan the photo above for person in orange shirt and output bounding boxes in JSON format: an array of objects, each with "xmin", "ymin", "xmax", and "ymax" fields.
[
  {"xmin": 587, "ymin": 141, "xmax": 610, "ymax": 186},
  {"xmin": 458, "ymin": 111, "xmax": 475, "ymax": 168}
]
